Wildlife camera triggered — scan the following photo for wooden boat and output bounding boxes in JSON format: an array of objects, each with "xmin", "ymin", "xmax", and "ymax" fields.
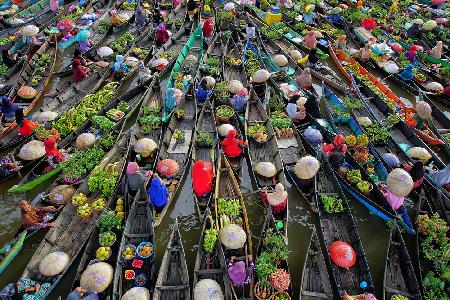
[
  {"xmin": 383, "ymin": 222, "xmax": 422, "ymax": 300},
  {"xmin": 214, "ymin": 153, "xmax": 253, "ymax": 299},
  {"xmin": 154, "ymin": 218, "xmax": 191, "ymax": 300},
  {"xmin": 222, "ymin": 35, "xmax": 248, "ymax": 87},
  {"xmin": 191, "ymin": 99, "xmax": 219, "ymax": 220},
  {"xmin": 315, "ymin": 152, "xmax": 374, "ymax": 296},
  {"xmin": 20, "ymin": 133, "xmax": 130, "ymax": 298},
  {"xmin": 111, "ymin": 188, "xmax": 156, "ymax": 299},
  {"xmin": 254, "ymin": 209, "xmax": 293, "ymax": 298},
  {"xmin": 299, "ymin": 227, "xmax": 334, "ymax": 300},
  {"xmin": 244, "ymin": 92, "xmax": 285, "ymax": 189},
  {"xmin": 163, "ymin": 23, "xmax": 203, "ymax": 122},
  {"xmin": 0, "ymin": 39, "xmax": 57, "ymax": 139},
  {"xmin": 152, "ymin": 90, "xmax": 197, "ymax": 227},
  {"xmin": 8, "ymin": 82, "xmax": 148, "ymax": 193},
  {"xmin": 192, "ymin": 208, "xmax": 233, "ymax": 300}
]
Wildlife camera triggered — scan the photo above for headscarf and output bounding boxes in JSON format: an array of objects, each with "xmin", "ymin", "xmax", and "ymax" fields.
[
  {"xmin": 44, "ymin": 137, "xmax": 63, "ymax": 158},
  {"xmin": 192, "ymin": 160, "xmax": 214, "ymax": 197},
  {"xmin": 429, "ymin": 164, "xmax": 450, "ymax": 187},
  {"xmin": 19, "ymin": 199, "xmax": 41, "ymax": 228},
  {"xmin": 385, "ymin": 189, "xmax": 404, "ymax": 210},
  {"xmin": 220, "ymin": 130, "xmax": 244, "ymax": 157},
  {"xmin": 156, "ymin": 23, "xmax": 169, "ymax": 44},
  {"xmin": 127, "ymin": 162, "xmax": 139, "ymax": 175},
  {"xmin": 113, "ymin": 55, "xmax": 127, "ymax": 72},
  {"xmin": 288, "ymin": 94, "xmax": 300, "ymax": 104},
  {"xmin": 202, "ymin": 18, "xmax": 214, "ymax": 38},
  {"xmin": 296, "ymin": 68, "xmax": 312, "ymax": 88},
  {"xmin": 267, "ymin": 183, "xmax": 288, "ymax": 206},
  {"xmin": 303, "ymin": 31, "xmax": 317, "ymax": 49},
  {"xmin": 148, "ymin": 177, "xmax": 169, "ymax": 208},
  {"xmin": 165, "ymin": 88, "xmax": 177, "ymax": 112},
  {"xmin": 237, "ymin": 88, "xmax": 248, "ymax": 96},
  {"xmin": 429, "ymin": 41, "xmax": 443, "ymax": 58},
  {"xmin": 156, "ymin": 23, "xmax": 166, "ymax": 33},
  {"xmin": 398, "ymin": 64, "xmax": 414, "ymax": 81},
  {"xmin": 228, "ymin": 261, "xmax": 246, "ymax": 286},
  {"xmin": 408, "ymin": 161, "xmax": 424, "ymax": 182}
]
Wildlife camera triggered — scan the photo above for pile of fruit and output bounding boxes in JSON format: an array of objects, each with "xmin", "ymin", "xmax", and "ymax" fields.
[
  {"xmin": 122, "ymin": 245, "xmax": 136, "ymax": 259},
  {"xmin": 116, "ymin": 198, "xmax": 124, "ymax": 219},
  {"xmin": 77, "ymin": 203, "xmax": 93, "ymax": 219},
  {"xmin": 96, "ymin": 246, "xmax": 111, "ymax": 260},
  {"xmin": 99, "ymin": 231, "xmax": 116, "ymax": 246},
  {"xmin": 92, "ymin": 198, "xmax": 106, "ymax": 212},
  {"xmin": 72, "ymin": 193, "xmax": 87, "ymax": 206},
  {"xmin": 138, "ymin": 242, "xmax": 153, "ymax": 258}
]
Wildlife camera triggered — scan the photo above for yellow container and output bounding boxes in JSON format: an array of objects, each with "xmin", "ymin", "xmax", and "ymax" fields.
[{"xmin": 265, "ymin": 12, "xmax": 282, "ymax": 25}]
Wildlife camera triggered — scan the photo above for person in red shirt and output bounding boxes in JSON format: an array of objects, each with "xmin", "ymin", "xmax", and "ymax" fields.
[
  {"xmin": 202, "ymin": 18, "xmax": 214, "ymax": 47},
  {"xmin": 220, "ymin": 130, "xmax": 247, "ymax": 157},
  {"xmin": 16, "ymin": 109, "xmax": 36, "ymax": 137},
  {"xmin": 44, "ymin": 137, "xmax": 63, "ymax": 168},
  {"xmin": 72, "ymin": 48, "xmax": 88, "ymax": 83}
]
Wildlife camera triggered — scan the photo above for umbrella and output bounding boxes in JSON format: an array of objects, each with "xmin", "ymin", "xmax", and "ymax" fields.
[
  {"xmin": 39, "ymin": 251, "xmax": 70, "ymax": 277},
  {"xmin": 218, "ymin": 124, "xmax": 235, "ymax": 137},
  {"xmin": 412, "ymin": 18, "xmax": 424, "ymax": 25},
  {"xmin": 158, "ymin": 159, "xmax": 180, "ymax": 177},
  {"xmin": 426, "ymin": 81, "xmax": 444, "ymax": 94},
  {"xmin": 76, "ymin": 133, "xmax": 96, "ymax": 150},
  {"xmin": 384, "ymin": 62, "xmax": 399, "ymax": 74},
  {"xmin": 303, "ymin": 127, "xmax": 323, "ymax": 144},
  {"xmin": 381, "ymin": 153, "xmax": 400, "ymax": 168},
  {"xmin": 289, "ymin": 49, "xmax": 302, "ymax": 61},
  {"xmin": 80, "ymin": 262, "xmax": 113, "ymax": 293},
  {"xmin": 97, "ymin": 46, "xmax": 113, "ymax": 58},
  {"xmin": 294, "ymin": 155, "xmax": 320, "ymax": 179},
  {"xmin": 329, "ymin": 241, "xmax": 356, "ymax": 268},
  {"xmin": 56, "ymin": 19, "xmax": 74, "ymax": 32},
  {"xmin": 406, "ymin": 147, "xmax": 432, "ymax": 161},
  {"xmin": 255, "ymin": 162, "xmax": 277, "ymax": 178},
  {"xmin": 37, "ymin": 111, "xmax": 58, "ymax": 122},
  {"xmin": 19, "ymin": 140, "xmax": 45, "ymax": 160},
  {"xmin": 360, "ymin": 18, "xmax": 377, "ymax": 30},
  {"xmin": 390, "ymin": 43, "xmax": 403, "ymax": 52},
  {"xmin": 274, "ymin": 54, "xmax": 288, "ymax": 67},
  {"xmin": 125, "ymin": 56, "xmax": 139, "ymax": 67},
  {"xmin": 18, "ymin": 86, "xmax": 37, "ymax": 99},
  {"xmin": 252, "ymin": 69, "xmax": 270, "ymax": 83},
  {"xmin": 135, "ymin": 138, "xmax": 157, "ymax": 157},
  {"xmin": 422, "ymin": 20, "xmax": 437, "ymax": 30},
  {"xmin": 227, "ymin": 80, "xmax": 244, "ymax": 94},
  {"xmin": 151, "ymin": 57, "xmax": 169, "ymax": 68},
  {"xmin": 121, "ymin": 287, "xmax": 150, "ymax": 300},
  {"xmin": 49, "ymin": 184, "xmax": 76, "ymax": 204},
  {"xmin": 205, "ymin": 76, "xmax": 216, "ymax": 88},
  {"xmin": 355, "ymin": 116, "xmax": 372, "ymax": 127},
  {"xmin": 387, "ymin": 168, "xmax": 413, "ymax": 197},
  {"xmin": 436, "ymin": 18, "xmax": 447, "ymax": 25},
  {"xmin": 416, "ymin": 101, "xmax": 432, "ymax": 119},
  {"xmin": 21, "ymin": 24, "xmax": 39, "ymax": 36},
  {"xmin": 194, "ymin": 279, "xmax": 224, "ymax": 300},
  {"xmin": 224, "ymin": 2, "xmax": 235, "ymax": 11},
  {"xmin": 219, "ymin": 224, "xmax": 246, "ymax": 249}
]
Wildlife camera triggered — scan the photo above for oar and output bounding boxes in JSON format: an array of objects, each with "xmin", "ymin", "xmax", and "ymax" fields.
[{"xmin": 9, "ymin": 153, "xmax": 22, "ymax": 178}]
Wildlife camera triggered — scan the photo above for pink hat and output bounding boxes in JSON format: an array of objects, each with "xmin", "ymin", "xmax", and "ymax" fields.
[
  {"xmin": 127, "ymin": 162, "xmax": 139, "ymax": 175},
  {"xmin": 237, "ymin": 88, "xmax": 248, "ymax": 96}
]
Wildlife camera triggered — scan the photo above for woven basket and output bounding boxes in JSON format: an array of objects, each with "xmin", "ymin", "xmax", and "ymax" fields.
[{"xmin": 271, "ymin": 291, "xmax": 291, "ymax": 300}]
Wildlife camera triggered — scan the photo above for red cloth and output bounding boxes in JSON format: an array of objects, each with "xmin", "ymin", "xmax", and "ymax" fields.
[
  {"xmin": 72, "ymin": 58, "xmax": 87, "ymax": 83},
  {"xmin": 261, "ymin": 192, "xmax": 287, "ymax": 214},
  {"xmin": 220, "ymin": 130, "xmax": 245, "ymax": 157},
  {"xmin": 17, "ymin": 119, "xmax": 34, "ymax": 137},
  {"xmin": 444, "ymin": 85, "xmax": 450, "ymax": 96},
  {"xmin": 44, "ymin": 137, "xmax": 63, "ymax": 158},
  {"xmin": 156, "ymin": 30, "xmax": 169, "ymax": 45},
  {"xmin": 202, "ymin": 19, "xmax": 214, "ymax": 38},
  {"xmin": 192, "ymin": 160, "xmax": 214, "ymax": 197}
]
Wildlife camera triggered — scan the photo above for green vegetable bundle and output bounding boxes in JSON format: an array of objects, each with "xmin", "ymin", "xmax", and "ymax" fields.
[
  {"xmin": 217, "ymin": 198, "xmax": 242, "ymax": 217},
  {"xmin": 61, "ymin": 145, "xmax": 105, "ymax": 180},
  {"xmin": 203, "ymin": 227, "xmax": 217, "ymax": 253},
  {"xmin": 97, "ymin": 209, "xmax": 122, "ymax": 233},
  {"xmin": 91, "ymin": 116, "xmax": 115, "ymax": 133},
  {"xmin": 88, "ymin": 167, "xmax": 119, "ymax": 197},
  {"xmin": 363, "ymin": 123, "xmax": 390, "ymax": 145},
  {"xmin": 111, "ymin": 32, "xmax": 135, "ymax": 54},
  {"xmin": 245, "ymin": 50, "xmax": 260, "ymax": 77},
  {"xmin": 322, "ymin": 195, "xmax": 344, "ymax": 213}
]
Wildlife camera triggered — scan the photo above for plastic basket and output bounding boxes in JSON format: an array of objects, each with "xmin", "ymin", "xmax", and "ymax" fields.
[{"xmin": 136, "ymin": 242, "xmax": 154, "ymax": 259}]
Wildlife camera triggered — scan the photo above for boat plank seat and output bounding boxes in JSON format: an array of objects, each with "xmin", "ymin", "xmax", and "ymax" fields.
[
  {"xmin": 301, "ymin": 291, "xmax": 331, "ymax": 298},
  {"xmin": 124, "ymin": 233, "xmax": 152, "ymax": 238},
  {"xmin": 195, "ymin": 269, "xmax": 224, "ymax": 275},
  {"xmin": 155, "ymin": 285, "xmax": 190, "ymax": 290}
]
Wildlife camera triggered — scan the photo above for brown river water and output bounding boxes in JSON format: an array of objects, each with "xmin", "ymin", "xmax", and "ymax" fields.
[{"xmin": 0, "ymin": 48, "xmax": 447, "ymax": 299}]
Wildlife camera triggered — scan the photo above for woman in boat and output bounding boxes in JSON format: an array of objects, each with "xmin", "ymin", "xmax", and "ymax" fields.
[
  {"xmin": 406, "ymin": 23, "xmax": 420, "ymax": 38},
  {"xmin": 0, "ymin": 88, "xmax": 19, "ymax": 123},
  {"xmin": 403, "ymin": 161, "xmax": 425, "ymax": 189},
  {"xmin": 286, "ymin": 94, "xmax": 306, "ymax": 123},
  {"xmin": 303, "ymin": 31, "xmax": 318, "ymax": 49},
  {"xmin": 380, "ymin": 183, "xmax": 413, "ymax": 229},
  {"xmin": 296, "ymin": 68, "xmax": 312, "ymax": 90},
  {"xmin": 196, "ymin": 78, "xmax": 212, "ymax": 103},
  {"xmin": 138, "ymin": 61, "xmax": 152, "ymax": 84},
  {"xmin": 445, "ymin": 85, "xmax": 450, "ymax": 97},
  {"xmin": 202, "ymin": 18, "xmax": 214, "ymax": 46},
  {"xmin": 1, "ymin": 49, "xmax": 22, "ymax": 68},
  {"xmin": 155, "ymin": 23, "xmax": 170, "ymax": 46},
  {"xmin": 429, "ymin": 164, "xmax": 450, "ymax": 191},
  {"xmin": 111, "ymin": 54, "xmax": 129, "ymax": 80},
  {"xmin": 405, "ymin": 45, "xmax": 419, "ymax": 63},
  {"xmin": 220, "ymin": 129, "xmax": 247, "ymax": 158},
  {"xmin": 187, "ymin": 0, "xmax": 198, "ymax": 20},
  {"xmin": 306, "ymin": 48, "xmax": 319, "ymax": 69},
  {"xmin": 227, "ymin": 255, "xmax": 254, "ymax": 287},
  {"xmin": 67, "ymin": 287, "xmax": 98, "ymax": 300},
  {"xmin": 72, "ymin": 48, "xmax": 89, "ymax": 83},
  {"xmin": 353, "ymin": 43, "xmax": 372, "ymax": 63},
  {"xmin": 230, "ymin": 88, "xmax": 248, "ymax": 113},
  {"xmin": 336, "ymin": 34, "xmax": 347, "ymax": 50},
  {"xmin": 398, "ymin": 64, "xmax": 414, "ymax": 81},
  {"xmin": 192, "ymin": 160, "xmax": 214, "ymax": 202},
  {"xmin": 252, "ymin": 81, "xmax": 267, "ymax": 99},
  {"xmin": 0, "ymin": 155, "xmax": 21, "ymax": 179},
  {"xmin": 165, "ymin": 87, "xmax": 183, "ymax": 113},
  {"xmin": 261, "ymin": 183, "xmax": 288, "ymax": 213},
  {"xmin": 44, "ymin": 137, "xmax": 64, "ymax": 168},
  {"xmin": 127, "ymin": 162, "xmax": 151, "ymax": 195},
  {"xmin": 429, "ymin": 41, "xmax": 443, "ymax": 58},
  {"xmin": 148, "ymin": 173, "xmax": 169, "ymax": 213},
  {"xmin": 16, "ymin": 108, "xmax": 35, "ymax": 137},
  {"xmin": 19, "ymin": 199, "xmax": 57, "ymax": 230},
  {"xmin": 304, "ymin": 94, "xmax": 320, "ymax": 119},
  {"xmin": 323, "ymin": 134, "xmax": 348, "ymax": 170},
  {"xmin": 0, "ymin": 278, "xmax": 51, "ymax": 299},
  {"xmin": 135, "ymin": 6, "xmax": 149, "ymax": 29}
]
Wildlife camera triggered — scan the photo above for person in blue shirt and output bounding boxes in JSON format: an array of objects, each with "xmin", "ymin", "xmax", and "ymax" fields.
[
  {"xmin": 0, "ymin": 85, "xmax": 18, "ymax": 123},
  {"xmin": 398, "ymin": 64, "xmax": 414, "ymax": 82},
  {"xmin": 111, "ymin": 55, "xmax": 129, "ymax": 80},
  {"xmin": 196, "ymin": 78, "xmax": 212, "ymax": 102},
  {"xmin": 148, "ymin": 173, "xmax": 169, "ymax": 213}
]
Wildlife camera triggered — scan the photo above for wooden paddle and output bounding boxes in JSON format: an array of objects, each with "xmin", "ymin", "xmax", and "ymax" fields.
[{"xmin": 9, "ymin": 152, "xmax": 22, "ymax": 178}]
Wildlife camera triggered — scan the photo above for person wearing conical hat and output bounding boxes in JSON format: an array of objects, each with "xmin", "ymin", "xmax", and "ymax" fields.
[
  {"xmin": 261, "ymin": 183, "xmax": 288, "ymax": 214},
  {"xmin": 227, "ymin": 256, "xmax": 254, "ymax": 287}
]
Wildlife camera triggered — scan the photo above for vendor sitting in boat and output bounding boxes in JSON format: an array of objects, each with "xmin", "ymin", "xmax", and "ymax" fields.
[
  {"xmin": 352, "ymin": 43, "xmax": 372, "ymax": 63},
  {"xmin": 220, "ymin": 130, "xmax": 247, "ymax": 158},
  {"xmin": 126, "ymin": 162, "xmax": 151, "ymax": 195},
  {"xmin": 296, "ymin": 68, "xmax": 312, "ymax": 90},
  {"xmin": 0, "ymin": 85, "xmax": 19, "ymax": 124},
  {"xmin": 261, "ymin": 183, "xmax": 288, "ymax": 214},
  {"xmin": 148, "ymin": 173, "xmax": 169, "ymax": 214},
  {"xmin": 227, "ymin": 255, "xmax": 254, "ymax": 287},
  {"xmin": 403, "ymin": 161, "xmax": 425, "ymax": 190},
  {"xmin": 306, "ymin": 48, "xmax": 319, "ymax": 69},
  {"xmin": 286, "ymin": 95, "xmax": 306, "ymax": 123},
  {"xmin": 429, "ymin": 164, "xmax": 450, "ymax": 192},
  {"xmin": 230, "ymin": 88, "xmax": 248, "ymax": 113},
  {"xmin": 379, "ymin": 182, "xmax": 413, "ymax": 230},
  {"xmin": 155, "ymin": 23, "xmax": 170, "ymax": 46},
  {"xmin": 398, "ymin": 64, "xmax": 414, "ymax": 81},
  {"xmin": 18, "ymin": 199, "xmax": 58, "ymax": 230},
  {"xmin": 196, "ymin": 78, "xmax": 212, "ymax": 103},
  {"xmin": 72, "ymin": 48, "xmax": 89, "ymax": 83},
  {"xmin": 111, "ymin": 54, "xmax": 129, "ymax": 81},
  {"xmin": 16, "ymin": 108, "xmax": 36, "ymax": 137},
  {"xmin": 67, "ymin": 287, "xmax": 98, "ymax": 300},
  {"xmin": 44, "ymin": 137, "xmax": 66, "ymax": 169},
  {"xmin": 0, "ymin": 155, "xmax": 21, "ymax": 179},
  {"xmin": 322, "ymin": 134, "xmax": 348, "ymax": 170},
  {"xmin": 0, "ymin": 278, "xmax": 51, "ymax": 299}
]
